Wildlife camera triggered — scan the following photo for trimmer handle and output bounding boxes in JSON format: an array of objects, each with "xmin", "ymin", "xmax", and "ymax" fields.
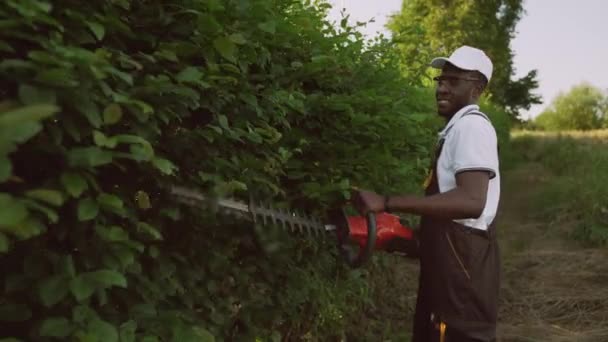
[{"xmin": 331, "ymin": 209, "xmax": 377, "ymax": 268}]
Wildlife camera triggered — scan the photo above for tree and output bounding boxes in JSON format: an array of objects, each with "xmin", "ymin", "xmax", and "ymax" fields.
[
  {"xmin": 387, "ymin": 0, "xmax": 542, "ymax": 119},
  {"xmin": 534, "ymin": 83, "xmax": 607, "ymax": 131}
]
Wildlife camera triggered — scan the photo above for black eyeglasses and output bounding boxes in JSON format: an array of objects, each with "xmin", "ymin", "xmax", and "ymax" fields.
[{"xmin": 433, "ymin": 75, "xmax": 481, "ymax": 86}]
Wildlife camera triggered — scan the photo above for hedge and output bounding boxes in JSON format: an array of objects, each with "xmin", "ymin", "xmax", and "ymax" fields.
[{"xmin": 0, "ymin": 0, "xmax": 444, "ymax": 340}]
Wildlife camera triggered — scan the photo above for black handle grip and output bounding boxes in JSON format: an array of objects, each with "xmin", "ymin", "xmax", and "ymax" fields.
[{"xmin": 339, "ymin": 211, "xmax": 377, "ymax": 268}]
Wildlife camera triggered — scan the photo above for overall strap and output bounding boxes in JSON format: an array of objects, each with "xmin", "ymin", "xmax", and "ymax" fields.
[
  {"xmin": 455, "ymin": 110, "xmax": 500, "ymax": 155},
  {"xmin": 463, "ymin": 110, "xmax": 490, "ymax": 121},
  {"xmin": 441, "ymin": 109, "xmax": 490, "ymax": 138}
]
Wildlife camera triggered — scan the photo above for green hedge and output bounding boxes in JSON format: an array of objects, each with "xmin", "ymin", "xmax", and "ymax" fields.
[{"xmin": 0, "ymin": 0, "xmax": 437, "ymax": 340}]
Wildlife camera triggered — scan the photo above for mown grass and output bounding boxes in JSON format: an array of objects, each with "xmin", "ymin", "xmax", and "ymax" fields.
[{"xmin": 509, "ymin": 130, "xmax": 608, "ymax": 246}]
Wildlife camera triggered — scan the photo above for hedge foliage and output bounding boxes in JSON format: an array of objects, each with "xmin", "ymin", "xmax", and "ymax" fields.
[{"xmin": 0, "ymin": 0, "xmax": 442, "ymax": 340}]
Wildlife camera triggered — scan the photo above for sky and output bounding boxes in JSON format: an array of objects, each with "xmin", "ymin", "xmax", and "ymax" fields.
[{"xmin": 327, "ymin": 0, "xmax": 608, "ymax": 119}]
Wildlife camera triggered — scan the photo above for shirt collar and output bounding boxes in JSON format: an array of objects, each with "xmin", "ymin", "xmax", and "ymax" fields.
[{"xmin": 438, "ymin": 104, "xmax": 480, "ymax": 138}]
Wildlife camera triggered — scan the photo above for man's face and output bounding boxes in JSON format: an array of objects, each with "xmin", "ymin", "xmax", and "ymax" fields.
[{"xmin": 434, "ymin": 63, "xmax": 483, "ymax": 118}]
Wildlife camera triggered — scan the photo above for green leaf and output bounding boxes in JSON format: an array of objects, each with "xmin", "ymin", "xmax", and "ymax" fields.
[
  {"xmin": 229, "ymin": 33, "xmax": 247, "ymax": 45},
  {"xmin": 25, "ymin": 189, "xmax": 64, "ymax": 206},
  {"xmin": 22, "ymin": 199, "xmax": 58, "ymax": 223},
  {"xmin": 93, "ymin": 131, "xmax": 118, "ymax": 148},
  {"xmin": 37, "ymin": 68, "xmax": 79, "ymax": 87},
  {"xmin": 18, "ymin": 84, "xmax": 56, "ymax": 105},
  {"xmin": 103, "ymin": 104, "xmax": 122, "ymax": 125},
  {"xmin": 176, "ymin": 66, "xmax": 203, "ymax": 83},
  {"xmin": 113, "ymin": 134, "xmax": 150, "ymax": 145},
  {"xmin": 0, "ymin": 121, "xmax": 42, "ymax": 151},
  {"xmin": 136, "ymin": 222, "xmax": 162, "ymax": 241},
  {"xmin": 0, "ymin": 156, "xmax": 11, "ymax": 182},
  {"xmin": 112, "ymin": 246, "xmax": 137, "ymax": 268},
  {"xmin": 69, "ymin": 276, "xmax": 96, "ymax": 302},
  {"xmin": 39, "ymin": 275, "xmax": 70, "ymax": 307},
  {"xmin": 220, "ymin": 63, "xmax": 241, "ymax": 74},
  {"xmin": 97, "ymin": 193, "xmax": 123, "ymax": 211},
  {"xmin": 86, "ymin": 269, "xmax": 127, "ymax": 288},
  {"xmin": 72, "ymin": 305, "xmax": 98, "ymax": 324},
  {"xmin": 61, "ymin": 172, "xmax": 88, "ymax": 197},
  {"xmin": 68, "ymin": 147, "xmax": 113, "ymax": 167},
  {"xmin": 135, "ymin": 190, "xmax": 151, "ymax": 209},
  {"xmin": 95, "ymin": 225, "xmax": 129, "ymax": 242},
  {"xmin": 119, "ymin": 321, "xmax": 137, "ymax": 342},
  {"xmin": 0, "ymin": 194, "xmax": 28, "ymax": 227},
  {"xmin": 0, "ymin": 232, "xmax": 9, "ymax": 253},
  {"xmin": 129, "ymin": 99, "xmax": 154, "ymax": 115},
  {"xmin": 197, "ymin": 14, "xmax": 221, "ymax": 33},
  {"xmin": 148, "ymin": 245, "xmax": 160, "ymax": 258},
  {"xmin": 258, "ymin": 21, "xmax": 276, "ymax": 34},
  {"xmin": 218, "ymin": 114, "xmax": 229, "ymax": 129},
  {"xmin": 270, "ymin": 331, "xmax": 281, "ymax": 342},
  {"xmin": 213, "ymin": 37, "xmax": 236, "ymax": 62},
  {"xmin": 174, "ymin": 326, "xmax": 215, "ymax": 342},
  {"xmin": 11, "ymin": 217, "xmax": 46, "ymax": 240},
  {"xmin": 0, "ymin": 303, "xmax": 31, "ymax": 322},
  {"xmin": 0, "ymin": 104, "xmax": 58, "ymax": 127},
  {"xmin": 151, "ymin": 157, "xmax": 176, "ymax": 175},
  {"xmin": 88, "ymin": 319, "xmax": 118, "ymax": 342},
  {"xmin": 73, "ymin": 97, "xmax": 101, "ymax": 128},
  {"xmin": 86, "ymin": 21, "xmax": 105, "ymax": 40},
  {"xmin": 127, "ymin": 144, "xmax": 153, "ymax": 161},
  {"xmin": 77, "ymin": 197, "xmax": 99, "ymax": 221},
  {"xmin": 39, "ymin": 317, "xmax": 73, "ymax": 338},
  {"xmin": 60, "ymin": 255, "xmax": 76, "ymax": 277}
]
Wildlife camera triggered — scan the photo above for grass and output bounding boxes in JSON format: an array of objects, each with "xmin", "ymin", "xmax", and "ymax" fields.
[
  {"xmin": 498, "ymin": 130, "xmax": 608, "ymax": 341},
  {"xmin": 509, "ymin": 129, "xmax": 608, "ymax": 246},
  {"xmin": 512, "ymin": 128, "xmax": 608, "ymax": 140}
]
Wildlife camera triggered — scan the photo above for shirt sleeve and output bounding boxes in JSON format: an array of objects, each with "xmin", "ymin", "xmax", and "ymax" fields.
[{"xmin": 447, "ymin": 115, "xmax": 499, "ymax": 179}]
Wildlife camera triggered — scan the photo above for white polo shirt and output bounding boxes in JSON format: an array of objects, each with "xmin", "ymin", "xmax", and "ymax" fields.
[{"xmin": 436, "ymin": 104, "xmax": 500, "ymax": 230}]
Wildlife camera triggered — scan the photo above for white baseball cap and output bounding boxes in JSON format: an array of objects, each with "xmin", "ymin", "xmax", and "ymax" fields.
[{"xmin": 430, "ymin": 46, "xmax": 493, "ymax": 83}]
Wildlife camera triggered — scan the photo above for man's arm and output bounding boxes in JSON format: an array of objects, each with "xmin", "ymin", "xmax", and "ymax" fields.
[{"xmin": 354, "ymin": 170, "xmax": 490, "ymax": 220}]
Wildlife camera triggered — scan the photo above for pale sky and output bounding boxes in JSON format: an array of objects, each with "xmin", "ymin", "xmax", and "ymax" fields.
[{"xmin": 327, "ymin": 0, "xmax": 608, "ymax": 119}]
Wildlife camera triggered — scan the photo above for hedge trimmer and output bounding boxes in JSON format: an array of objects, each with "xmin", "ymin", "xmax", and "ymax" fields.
[{"xmin": 169, "ymin": 186, "xmax": 418, "ymax": 267}]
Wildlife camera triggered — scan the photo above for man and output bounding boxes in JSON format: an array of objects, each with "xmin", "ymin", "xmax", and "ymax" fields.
[{"xmin": 353, "ymin": 46, "xmax": 501, "ymax": 342}]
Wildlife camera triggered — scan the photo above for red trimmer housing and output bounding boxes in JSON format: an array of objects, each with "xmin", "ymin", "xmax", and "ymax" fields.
[{"xmin": 347, "ymin": 212, "xmax": 418, "ymax": 257}]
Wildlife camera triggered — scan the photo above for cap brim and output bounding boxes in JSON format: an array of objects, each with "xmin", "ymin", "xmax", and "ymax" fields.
[
  {"xmin": 430, "ymin": 57, "xmax": 449, "ymax": 69},
  {"xmin": 431, "ymin": 57, "xmax": 478, "ymax": 72}
]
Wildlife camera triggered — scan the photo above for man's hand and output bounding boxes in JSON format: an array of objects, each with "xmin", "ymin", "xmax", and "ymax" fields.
[{"xmin": 352, "ymin": 189, "xmax": 385, "ymax": 214}]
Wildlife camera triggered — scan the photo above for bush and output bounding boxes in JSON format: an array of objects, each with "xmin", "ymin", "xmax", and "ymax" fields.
[
  {"xmin": 533, "ymin": 83, "xmax": 607, "ymax": 131},
  {"xmin": 0, "ymin": 0, "xmax": 437, "ymax": 340}
]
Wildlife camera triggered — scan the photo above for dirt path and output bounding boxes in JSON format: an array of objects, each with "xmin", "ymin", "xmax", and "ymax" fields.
[{"xmin": 496, "ymin": 162, "xmax": 608, "ymax": 342}]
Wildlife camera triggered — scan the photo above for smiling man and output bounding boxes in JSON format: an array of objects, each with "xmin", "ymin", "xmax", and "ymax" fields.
[{"xmin": 353, "ymin": 46, "xmax": 501, "ymax": 342}]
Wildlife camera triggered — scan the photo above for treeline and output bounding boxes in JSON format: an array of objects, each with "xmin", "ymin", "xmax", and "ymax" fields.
[{"xmin": 529, "ymin": 83, "xmax": 608, "ymax": 131}]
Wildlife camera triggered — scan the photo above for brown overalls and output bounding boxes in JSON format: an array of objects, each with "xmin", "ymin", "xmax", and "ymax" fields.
[{"xmin": 412, "ymin": 112, "xmax": 501, "ymax": 342}]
